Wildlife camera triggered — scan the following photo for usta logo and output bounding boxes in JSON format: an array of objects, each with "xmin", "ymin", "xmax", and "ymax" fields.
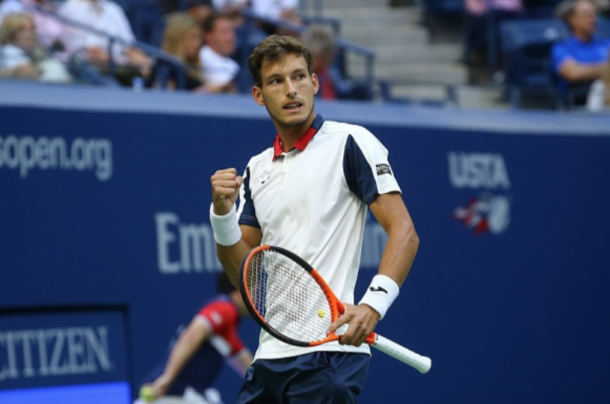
[
  {"xmin": 453, "ymin": 194, "xmax": 511, "ymax": 235},
  {"xmin": 448, "ymin": 152, "xmax": 510, "ymax": 189},
  {"xmin": 448, "ymin": 152, "xmax": 511, "ymax": 235}
]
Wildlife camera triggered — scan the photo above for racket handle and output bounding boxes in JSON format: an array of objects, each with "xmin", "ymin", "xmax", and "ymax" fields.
[{"xmin": 371, "ymin": 334, "xmax": 432, "ymax": 374}]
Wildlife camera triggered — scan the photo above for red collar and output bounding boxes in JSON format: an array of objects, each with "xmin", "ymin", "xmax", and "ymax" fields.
[{"xmin": 272, "ymin": 124, "xmax": 319, "ymax": 161}]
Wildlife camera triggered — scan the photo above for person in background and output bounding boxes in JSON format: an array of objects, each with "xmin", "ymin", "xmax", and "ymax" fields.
[
  {"xmin": 147, "ymin": 12, "xmax": 206, "ymax": 91},
  {"xmin": 299, "ymin": 24, "xmax": 337, "ymax": 100},
  {"xmin": 0, "ymin": 12, "xmax": 71, "ymax": 82},
  {"xmin": 211, "ymin": 0, "xmax": 300, "ymax": 32},
  {"xmin": 199, "ymin": 11, "xmax": 239, "ymax": 92},
  {"xmin": 462, "ymin": 0, "xmax": 523, "ymax": 83},
  {"xmin": 158, "ymin": 0, "xmax": 213, "ymax": 18},
  {"xmin": 151, "ymin": 0, "xmax": 213, "ymax": 48},
  {"xmin": 185, "ymin": 0, "xmax": 213, "ymax": 24},
  {"xmin": 58, "ymin": 0, "xmax": 150, "ymax": 82},
  {"xmin": 300, "ymin": 24, "xmax": 371, "ymax": 100},
  {"xmin": 252, "ymin": 0, "xmax": 301, "ymax": 36},
  {"xmin": 251, "ymin": 0, "xmax": 300, "ymax": 24},
  {"xmin": 552, "ymin": 0, "xmax": 610, "ymax": 103},
  {"xmin": 209, "ymin": 0, "xmax": 247, "ymax": 23},
  {"xmin": 0, "ymin": 0, "xmax": 68, "ymax": 53},
  {"xmin": 135, "ymin": 271, "xmax": 253, "ymax": 404}
]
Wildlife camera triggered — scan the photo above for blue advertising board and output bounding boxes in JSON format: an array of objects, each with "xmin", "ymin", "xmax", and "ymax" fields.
[
  {"xmin": 0, "ymin": 310, "xmax": 130, "ymax": 403},
  {"xmin": 1, "ymin": 81, "xmax": 609, "ymax": 403}
]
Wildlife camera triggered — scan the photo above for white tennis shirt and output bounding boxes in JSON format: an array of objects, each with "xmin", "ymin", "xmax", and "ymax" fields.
[{"xmin": 237, "ymin": 114, "xmax": 401, "ymax": 360}]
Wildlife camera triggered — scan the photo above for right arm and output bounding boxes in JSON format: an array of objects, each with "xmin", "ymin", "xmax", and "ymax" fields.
[
  {"xmin": 559, "ymin": 59, "xmax": 607, "ymax": 83},
  {"xmin": 216, "ymin": 226, "xmax": 261, "ymax": 286},
  {"xmin": 211, "ymin": 168, "xmax": 262, "ymax": 286}
]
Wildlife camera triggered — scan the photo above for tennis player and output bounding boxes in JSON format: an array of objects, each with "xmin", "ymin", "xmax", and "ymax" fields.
[
  {"xmin": 137, "ymin": 272, "xmax": 253, "ymax": 403},
  {"xmin": 210, "ymin": 35, "xmax": 419, "ymax": 403}
]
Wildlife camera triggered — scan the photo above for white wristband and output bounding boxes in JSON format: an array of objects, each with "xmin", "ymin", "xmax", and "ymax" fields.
[
  {"xmin": 209, "ymin": 203, "xmax": 242, "ymax": 246},
  {"xmin": 358, "ymin": 274, "xmax": 400, "ymax": 320}
]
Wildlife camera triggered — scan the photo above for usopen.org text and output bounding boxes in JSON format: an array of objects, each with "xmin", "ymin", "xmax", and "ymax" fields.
[{"xmin": 0, "ymin": 135, "xmax": 113, "ymax": 181}]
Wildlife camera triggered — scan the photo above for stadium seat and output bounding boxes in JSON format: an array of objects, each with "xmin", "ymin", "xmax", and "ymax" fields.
[{"xmin": 500, "ymin": 18, "xmax": 569, "ymax": 108}]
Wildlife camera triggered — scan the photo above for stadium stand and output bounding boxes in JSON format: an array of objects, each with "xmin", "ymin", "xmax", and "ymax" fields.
[
  {"xmin": 500, "ymin": 18, "xmax": 569, "ymax": 108},
  {"xmin": 501, "ymin": 16, "xmax": 610, "ymax": 109},
  {"xmin": 2, "ymin": 0, "xmax": 610, "ymax": 108}
]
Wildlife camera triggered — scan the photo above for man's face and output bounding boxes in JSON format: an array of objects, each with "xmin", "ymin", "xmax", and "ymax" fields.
[
  {"xmin": 252, "ymin": 53, "xmax": 319, "ymax": 130},
  {"xmin": 206, "ymin": 18, "xmax": 236, "ymax": 57},
  {"xmin": 570, "ymin": 0, "xmax": 597, "ymax": 37}
]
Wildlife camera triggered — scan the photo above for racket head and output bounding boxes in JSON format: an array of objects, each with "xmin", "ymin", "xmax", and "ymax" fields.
[{"xmin": 239, "ymin": 245, "xmax": 342, "ymax": 347}]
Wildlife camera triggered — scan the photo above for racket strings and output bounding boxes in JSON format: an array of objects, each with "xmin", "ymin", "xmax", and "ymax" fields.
[{"xmin": 246, "ymin": 250, "xmax": 332, "ymax": 343}]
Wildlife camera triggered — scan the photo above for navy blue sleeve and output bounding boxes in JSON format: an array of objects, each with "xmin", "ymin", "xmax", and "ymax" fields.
[
  {"xmin": 237, "ymin": 166, "xmax": 260, "ymax": 228},
  {"xmin": 343, "ymin": 135, "xmax": 379, "ymax": 205}
]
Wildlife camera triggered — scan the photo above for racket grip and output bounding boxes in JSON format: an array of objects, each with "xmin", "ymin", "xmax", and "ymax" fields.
[{"xmin": 371, "ymin": 334, "xmax": 432, "ymax": 374}]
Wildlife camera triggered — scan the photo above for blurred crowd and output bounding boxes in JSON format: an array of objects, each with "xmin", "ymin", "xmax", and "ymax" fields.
[
  {"xmin": 1, "ymin": 0, "xmax": 610, "ymax": 110},
  {"xmin": 0, "ymin": 0, "xmax": 366, "ymax": 101},
  {"xmin": 460, "ymin": 0, "xmax": 610, "ymax": 109}
]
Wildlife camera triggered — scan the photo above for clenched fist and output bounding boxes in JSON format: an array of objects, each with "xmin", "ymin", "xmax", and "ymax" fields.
[{"xmin": 211, "ymin": 168, "xmax": 243, "ymax": 216}]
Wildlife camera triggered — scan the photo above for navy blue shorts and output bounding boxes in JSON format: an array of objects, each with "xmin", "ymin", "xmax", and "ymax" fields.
[{"xmin": 236, "ymin": 351, "xmax": 370, "ymax": 404}]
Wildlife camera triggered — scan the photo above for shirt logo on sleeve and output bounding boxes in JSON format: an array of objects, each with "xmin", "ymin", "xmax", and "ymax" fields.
[
  {"xmin": 211, "ymin": 311, "xmax": 223, "ymax": 326},
  {"xmin": 376, "ymin": 164, "xmax": 393, "ymax": 176}
]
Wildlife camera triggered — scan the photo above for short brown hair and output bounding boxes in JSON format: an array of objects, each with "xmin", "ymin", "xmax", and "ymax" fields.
[
  {"xmin": 202, "ymin": 11, "xmax": 230, "ymax": 34},
  {"xmin": 248, "ymin": 34, "xmax": 313, "ymax": 87}
]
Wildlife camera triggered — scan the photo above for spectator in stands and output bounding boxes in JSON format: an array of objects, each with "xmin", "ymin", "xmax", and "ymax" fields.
[
  {"xmin": 463, "ymin": 0, "xmax": 524, "ymax": 79},
  {"xmin": 185, "ymin": 0, "xmax": 213, "ymax": 24},
  {"xmin": 0, "ymin": 0, "xmax": 69, "ymax": 53},
  {"xmin": 300, "ymin": 24, "xmax": 371, "ymax": 100},
  {"xmin": 211, "ymin": 0, "xmax": 300, "ymax": 31},
  {"xmin": 147, "ymin": 12, "xmax": 207, "ymax": 91},
  {"xmin": 0, "ymin": 12, "xmax": 71, "ymax": 82},
  {"xmin": 251, "ymin": 0, "xmax": 300, "ymax": 24},
  {"xmin": 300, "ymin": 24, "xmax": 336, "ymax": 100},
  {"xmin": 210, "ymin": 0, "xmax": 247, "ymax": 22},
  {"xmin": 552, "ymin": 0, "xmax": 610, "ymax": 100},
  {"xmin": 58, "ymin": 0, "xmax": 150, "ymax": 83},
  {"xmin": 200, "ymin": 12, "xmax": 239, "ymax": 92},
  {"xmin": 158, "ymin": 0, "xmax": 213, "ymax": 18},
  {"xmin": 253, "ymin": 0, "xmax": 302, "ymax": 36},
  {"xmin": 586, "ymin": 52, "xmax": 610, "ymax": 109}
]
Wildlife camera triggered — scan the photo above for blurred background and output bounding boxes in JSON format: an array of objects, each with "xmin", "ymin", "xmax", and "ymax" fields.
[{"xmin": 1, "ymin": 0, "xmax": 610, "ymax": 403}]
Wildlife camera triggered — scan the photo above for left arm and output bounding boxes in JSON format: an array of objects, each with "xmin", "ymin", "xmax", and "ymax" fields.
[
  {"xmin": 368, "ymin": 192, "xmax": 419, "ymax": 287},
  {"xmin": 327, "ymin": 192, "xmax": 419, "ymax": 346}
]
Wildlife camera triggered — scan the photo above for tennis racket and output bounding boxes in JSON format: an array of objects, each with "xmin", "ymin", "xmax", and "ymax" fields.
[{"xmin": 239, "ymin": 245, "xmax": 432, "ymax": 374}]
